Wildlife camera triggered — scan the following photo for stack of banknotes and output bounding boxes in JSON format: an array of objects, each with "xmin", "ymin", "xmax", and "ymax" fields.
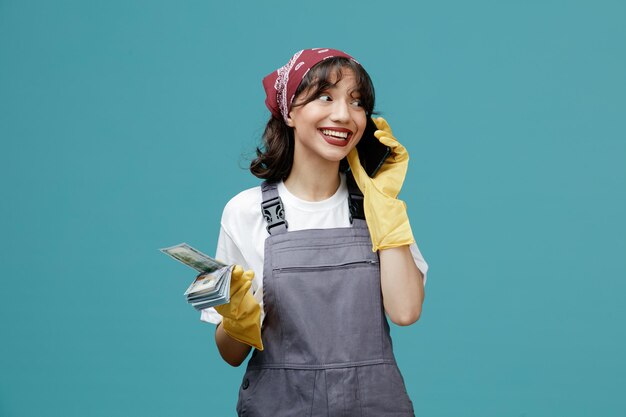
[{"xmin": 160, "ymin": 243, "xmax": 233, "ymax": 310}]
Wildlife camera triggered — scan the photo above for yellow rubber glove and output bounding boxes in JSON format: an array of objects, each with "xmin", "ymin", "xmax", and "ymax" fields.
[
  {"xmin": 214, "ymin": 266, "xmax": 263, "ymax": 351},
  {"xmin": 347, "ymin": 116, "xmax": 415, "ymax": 252}
]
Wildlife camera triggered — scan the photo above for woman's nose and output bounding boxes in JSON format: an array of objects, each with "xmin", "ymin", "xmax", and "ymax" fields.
[{"xmin": 330, "ymin": 100, "xmax": 350, "ymax": 123}]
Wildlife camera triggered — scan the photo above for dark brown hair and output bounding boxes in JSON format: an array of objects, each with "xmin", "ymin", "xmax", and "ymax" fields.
[{"xmin": 250, "ymin": 57, "xmax": 376, "ymax": 181}]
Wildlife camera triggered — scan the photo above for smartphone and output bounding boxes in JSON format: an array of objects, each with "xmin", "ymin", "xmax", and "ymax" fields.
[{"xmin": 355, "ymin": 117, "xmax": 391, "ymax": 177}]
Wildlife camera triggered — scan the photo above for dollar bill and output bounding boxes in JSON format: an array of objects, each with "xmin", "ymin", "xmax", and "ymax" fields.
[
  {"xmin": 161, "ymin": 243, "xmax": 232, "ymax": 310},
  {"xmin": 160, "ymin": 243, "xmax": 226, "ymax": 273}
]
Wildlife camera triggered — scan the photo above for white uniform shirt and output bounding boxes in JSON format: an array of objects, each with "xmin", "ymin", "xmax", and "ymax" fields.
[{"xmin": 201, "ymin": 173, "xmax": 429, "ymax": 325}]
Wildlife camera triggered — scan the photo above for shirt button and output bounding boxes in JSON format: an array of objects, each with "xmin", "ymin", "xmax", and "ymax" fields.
[{"xmin": 242, "ymin": 378, "xmax": 250, "ymax": 390}]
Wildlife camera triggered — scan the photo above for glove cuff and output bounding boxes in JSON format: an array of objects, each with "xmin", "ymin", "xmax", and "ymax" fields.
[
  {"xmin": 364, "ymin": 196, "xmax": 415, "ymax": 252},
  {"xmin": 222, "ymin": 312, "xmax": 264, "ymax": 351}
]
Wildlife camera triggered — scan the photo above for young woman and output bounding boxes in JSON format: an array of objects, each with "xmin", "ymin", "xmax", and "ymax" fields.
[{"xmin": 201, "ymin": 48, "xmax": 429, "ymax": 416}]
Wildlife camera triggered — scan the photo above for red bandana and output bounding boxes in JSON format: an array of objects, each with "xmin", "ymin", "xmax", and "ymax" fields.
[{"xmin": 262, "ymin": 48, "xmax": 359, "ymax": 122}]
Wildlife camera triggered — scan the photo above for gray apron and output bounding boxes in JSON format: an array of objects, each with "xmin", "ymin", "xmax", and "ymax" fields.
[{"xmin": 236, "ymin": 180, "xmax": 415, "ymax": 417}]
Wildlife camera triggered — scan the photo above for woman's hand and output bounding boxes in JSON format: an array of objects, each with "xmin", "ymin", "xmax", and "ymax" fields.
[
  {"xmin": 347, "ymin": 116, "xmax": 415, "ymax": 252},
  {"xmin": 213, "ymin": 266, "xmax": 263, "ymax": 351}
]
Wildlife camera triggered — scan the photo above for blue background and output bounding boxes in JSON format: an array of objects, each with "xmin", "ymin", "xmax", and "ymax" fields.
[{"xmin": 1, "ymin": 1, "xmax": 625, "ymax": 416}]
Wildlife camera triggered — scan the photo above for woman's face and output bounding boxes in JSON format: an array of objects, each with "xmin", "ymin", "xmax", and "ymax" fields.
[{"xmin": 286, "ymin": 69, "xmax": 367, "ymax": 167}]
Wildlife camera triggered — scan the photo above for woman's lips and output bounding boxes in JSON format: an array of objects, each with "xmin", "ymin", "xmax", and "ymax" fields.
[{"xmin": 318, "ymin": 128, "xmax": 353, "ymax": 147}]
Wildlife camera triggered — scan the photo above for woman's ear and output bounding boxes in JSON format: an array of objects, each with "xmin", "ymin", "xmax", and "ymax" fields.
[{"xmin": 285, "ymin": 113, "xmax": 295, "ymax": 128}]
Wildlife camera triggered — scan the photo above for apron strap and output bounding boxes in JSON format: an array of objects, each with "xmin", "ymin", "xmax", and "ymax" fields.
[
  {"xmin": 261, "ymin": 175, "xmax": 367, "ymax": 233},
  {"xmin": 346, "ymin": 172, "xmax": 368, "ymax": 229},
  {"xmin": 261, "ymin": 181, "xmax": 289, "ymax": 235}
]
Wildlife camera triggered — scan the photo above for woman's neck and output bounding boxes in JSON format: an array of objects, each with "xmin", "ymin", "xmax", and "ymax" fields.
[{"xmin": 284, "ymin": 158, "xmax": 341, "ymax": 202}]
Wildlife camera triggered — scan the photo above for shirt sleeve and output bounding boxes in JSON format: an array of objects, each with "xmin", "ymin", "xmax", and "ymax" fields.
[
  {"xmin": 199, "ymin": 225, "xmax": 249, "ymax": 325},
  {"xmin": 409, "ymin": 242, "xmax": 429, "ymax": 286}
]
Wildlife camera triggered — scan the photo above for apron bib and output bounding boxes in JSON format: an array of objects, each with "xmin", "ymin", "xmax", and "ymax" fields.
[{"xmin": 236, "ymin": 181, "xmax": 415, "ymax": 417}]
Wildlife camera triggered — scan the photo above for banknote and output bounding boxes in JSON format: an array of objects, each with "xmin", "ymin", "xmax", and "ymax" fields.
[
  {"xmin": 161, "ymin": 242, "xmax": 232, "ymax": 310},
  {"xmin": 160, "ymin": 243, "xmax": 227, "ymax": 273},
  {"xmin": 183, "ymin": 269, "xmax": 221, "ymax": 295}
]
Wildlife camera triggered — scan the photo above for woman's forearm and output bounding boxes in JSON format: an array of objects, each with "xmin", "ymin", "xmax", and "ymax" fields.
[
  {"xmin": 215, "ymin": 321, "xmax": 252, "ymax": 367},
  {"xmin": 379, "ymin": 245, "xmax": 425, "ymax": 326}
]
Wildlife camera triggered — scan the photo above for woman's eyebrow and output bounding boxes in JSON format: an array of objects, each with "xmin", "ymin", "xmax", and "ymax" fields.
[
  {"xmin": 325, "ymin": 83, "xmax": 360, "ymax": 93},
  {"xmin": 319, "ymin": 83, "xmax": 361, "ymax": 97}
]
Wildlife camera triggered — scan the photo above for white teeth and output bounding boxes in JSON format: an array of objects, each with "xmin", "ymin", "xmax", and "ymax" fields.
[{"xmin": 321, "ymin": 129, "xmax": 349, "ymax": 139}]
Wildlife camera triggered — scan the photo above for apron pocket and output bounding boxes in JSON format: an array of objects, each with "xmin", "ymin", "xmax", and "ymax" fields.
[
  {"xmin": 274, "ymin": 262, "xmax": 383, "ymax": 365},
  {"xmin": 238, "ymin": 369, "xmax": 315, "ymax": 417},
  {"xmin": 357, "ymin": 364, "xmax": 415, "ymax": 416}
]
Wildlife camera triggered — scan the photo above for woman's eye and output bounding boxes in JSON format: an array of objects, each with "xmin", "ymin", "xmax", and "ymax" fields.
[
  {"xmin": 351, "ymin": 99, "xmax": 363, "ymax": 107},
  {"xmin": 318, "ymin": 94, "xmax": 332, "ymax": 102}
]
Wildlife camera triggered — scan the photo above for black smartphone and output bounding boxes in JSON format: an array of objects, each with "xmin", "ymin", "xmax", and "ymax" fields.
[{"xmin": 355, "ymin": 117, "xmax": 391, "ymax": 177}]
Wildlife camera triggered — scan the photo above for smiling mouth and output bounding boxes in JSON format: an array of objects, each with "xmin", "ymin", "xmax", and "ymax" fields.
[
  {"xmin": 318, "ymin": 128, "xmax": 354, "ymax": 147},
  {"xmin": 318, "ymin": 128, "xmax": 353, "ymax": 141}
]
